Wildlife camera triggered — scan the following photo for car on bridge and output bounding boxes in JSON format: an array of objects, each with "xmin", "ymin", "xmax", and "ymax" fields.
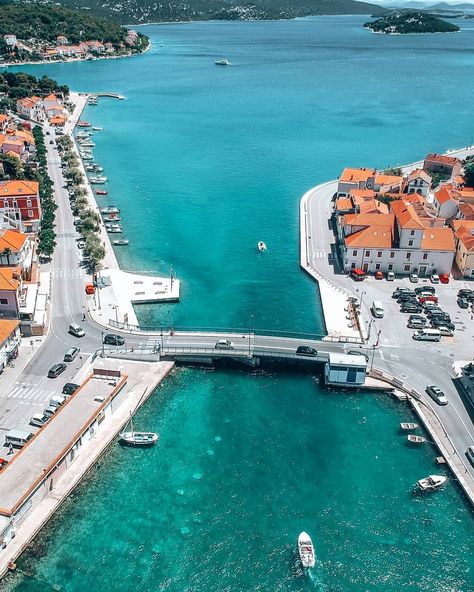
[
  {"xmin": 296, "ymin": 346, "xmax": 318, "ymax": 356},
  {"xmin": 426, "ymin": 385, "xmax": 448, "ymax": 406},
  {"xmin": 103, "ymin": 333, "xmax": 125, "ymax": 346},
  {"xmin": 215, "ymin": 340, "xmax": 234, "ymax": 350}
]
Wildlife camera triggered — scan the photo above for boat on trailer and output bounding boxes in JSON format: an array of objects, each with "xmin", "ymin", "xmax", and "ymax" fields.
[
  {"xmin": 298, "ymin": 532, "xmax": 316, "ymax": 569},
  {"xmin": 417, "ymin": 475, "xmax": 447, "ymax": 491},
  {"xmin": 407, "ymin": 434, "xmax": 426, "ymax": 444},
  {"xmin": 400, "ymin": 422, "xmax": 418, "ymax": 430}
]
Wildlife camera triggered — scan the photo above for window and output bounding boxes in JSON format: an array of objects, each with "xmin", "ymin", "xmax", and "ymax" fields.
[
  {"xmin": 0, "ymin": 298, "xmax": 8, "ymax": 305},
  {"xmin": 388, "ymin": 264, "xmax": 393, "ymax": 271},
  {"xmin": 377, "ymin": 251, "xmax": 382, "ymax": 258},
  {"xmin": 351, "ymin": 263, "xmax": 356, "ymax": 269},
  {"xmin": 422, "ymin": 253, "xmax": 428, "ymax": 261},
  {"xmin": 404, "ymin": 264, "xmax": 411, "ymax": 272},
  {"xmin": 26, "ymin": 199, "xmax": 32, "ymax": 208},
  {"xmin": 365, "ymin": 250, "xmax": 370, "ymax": 258},
  {"xmin": 390, "ymin": 252, "xmax": 395, "ymax": 258},
  {"xmin": 375, "ymin": 263, "xmax": 381, "ymax": 270},
  {"xmin": 406, "ymin": 252, "xmax": 411, "ymax": 260},
  {"xmin": 408, "ymin": 240, "xmax": 414, "ymax": 247},
  {"xmin": 352, "ymin": 250, "xmax": 357, "ymax": 257},
  {"xmin": 410, "ymin": 230, "xmax": 415, "ymax": 236},
  {"xmin": 28, "ymin": 210, "xmax": 33, "ymax": 217}
]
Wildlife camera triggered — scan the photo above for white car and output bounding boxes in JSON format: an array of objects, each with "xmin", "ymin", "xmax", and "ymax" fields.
[
  {"xmin": 409, "ymin": 273, "xmax": 419, "ymax": 283},
  {"xmin": 430, "ymin": 274, "xmax": 440, "ymax": 284},
  {"xmin": 30, "ymin": 413, "xmax": 49, "ymax": 428},
  {"xmin": 425, "ymin": 385, "xmax": 448, "ymax": 406}
]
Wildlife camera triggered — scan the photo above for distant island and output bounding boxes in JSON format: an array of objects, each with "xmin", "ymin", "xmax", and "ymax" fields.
[
  {"xmin": 0, "ymin": 2, "xmax": 149, "ymax": 65},
  {"xmin": 364, "ymin": 10, "xmax": 461, "ymax": 34},
  {"xmin": 49, "ymin": 0, "xmax": 388, "ymax": 25}
]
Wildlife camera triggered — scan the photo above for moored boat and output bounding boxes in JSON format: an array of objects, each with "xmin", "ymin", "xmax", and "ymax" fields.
[
  {"xmin": 92, "ymin": 126, "xmax": 103, "ymax": 131},
  {"xmin": 106, "ymin": 223, "xmax": 122, "ymax": 233},
  {"xmin": 400, "ymin": 422, "xmax": 418, "ymax": 430},
  {"xmin": 103, "ymin": 215, "xmax": 121, "ymax": 223},
  {"xmin": 417, "ymin": 475, "xmax": 447, "ymax": 491},
  {"xmin": 77, "ymin": 121, "xmax": 91, "ymax": 127},
  {"xmin": 95, "ymin": 190, "xmax": 108, "ymax": 195},
  {"xmin": 407, "ymin": 434, "xmax": 426, "ymax": 444},
  {"xmin": 101, "ymin": 206, "xmax": 120, "ymax": 214},
  {"xmin": 215, "ymin": 59, "xmax": 230, "ymax": 66},
  {"xmin": 120, "ymin": 431, "xmax": 159, "ymax": 446},
  {"xmin": 90, "ymin": 176, "xmax": 108, "ymax": 184},
  {"xmin": 257, "ymin": 241, "xmax": 267, "ymax": 252},
  {"xmin": 298, "ymin": 532, "xmax": 316, "ymax": 569},
  {"xmin": 112, "ymin": 238, "xmax": 130, "ymax": 246}
]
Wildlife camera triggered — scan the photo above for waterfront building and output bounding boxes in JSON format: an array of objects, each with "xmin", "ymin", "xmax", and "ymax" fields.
[
  {"xmin": 0, "ymin": 268, "xmax": 21, "ymax": 320},
  {"xmin": 16, "ymin": 96, "xmax": 45, "ymax": 122},
  {"xmin": 433, "ymin": 183, "xmax": 459, "ymax": 220},
  {"xmin": 336, "ymin": 167, "xmax": 377, "ymax": 196},
  {"xmin": 0, "ymin": 229, "xmax": 34, "ymax": 274},
  {"xmin": 56, "ymin": 35, "xmax": 68, "ymax": 46},
  {"xmin": 0, "ymin": 180, "xmax": 41, "ymax": 233},
  {"xmin": 451, "ymin": 220, "xmax": 474, "ymax": 278},
  {"xmin": 423, "ymin": 153, "xmax": 462, "ymax": 180},
  {"xmin": 2, "ymin": 35, "xmax": 17, "ymax": 54},
  {"xmin": 403, "ymin": 169, "xmax": 432, "ymax": 196},
  {"xmin": 0, "ymin": 319, "xmax": 20, "ymax": 372}
]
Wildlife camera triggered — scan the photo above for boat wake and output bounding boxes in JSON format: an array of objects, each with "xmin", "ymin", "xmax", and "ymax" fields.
[{"xmin": 307, "ymin": 566, "xmax": 326, "ymax": 591}]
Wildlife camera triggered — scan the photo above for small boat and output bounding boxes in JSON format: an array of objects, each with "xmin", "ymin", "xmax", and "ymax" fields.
[
  {"xmin": 88, "ymin": 96, "xmax": 98, "ymax": 105},
  {"xmin": 417, "ymin": 475, "xmax": 447, "ymax": 491},
  {"xmin": 101, "ymin": 206, "xmax": 120, "ymax": 214},
  {"xmin": 400, "ymin": 422, "xmax": 418, "ymax": 430},
  {"xmin": 112, "ymin": 239, "xmax": 129, "ymax": 246},
  {"xmin": 85, "ymin": 164, "xmax": 95, "ymax": 171},
  {"xmin": 76, "ymin": 131, "xmax": 91, "ymax": 139},
  {"xmin": 93, "ymin": 166, "xmax": 104, "ymax": 173},
  {"xmin": 90, "ymin": 176, "xmax": 108, "ymax": 184},
  {"xmin": 81, "ymin": 154, "xmax": 93, "ymax": 161},
  {"xmin": 95, "ymin": 190, "xmax": 108, "ymax": 195},
  {"xmin": 257, "ymin": 241, "xmax": 267, "ymax": 252},
  {"xmin": 119, "ymin": 413, "xmax": 158, "ymax": 447},
  {"xmin": 92, "ymin": 126, "xmax": 103, "ymax": 131},
  {"xmin": 407, "ymin": 435, "xmax": 426, "ymax": 444},
  {"xmin": 106, "ymin": 223, "xmax": 122, "ymax": 233},
  {"xmin": 81, "ymin": 141, "xmax": 95, "ymax": 147},
  {"xmin": 103, "ymin": 215, "xmax": 121, "ymax": 222},
  {"xmin": 215, "ymin": 59, "xmax": 230, "ymax": 66},
  {"xmin": 298, "ymin": 532, "xmax": 316, "ymax": 569},
  {"xmin": 77, "ymin": 121, "xmax": 91, "ymax": 127}
]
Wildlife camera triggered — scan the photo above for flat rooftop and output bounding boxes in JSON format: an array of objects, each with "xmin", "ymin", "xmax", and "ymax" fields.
[{"xmin": 0, "ymin": 372, "xmax": 126, "ymax": 515}]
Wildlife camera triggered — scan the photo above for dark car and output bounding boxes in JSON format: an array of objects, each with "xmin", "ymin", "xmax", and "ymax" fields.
[
  {"xmin": 397, "ymin": 294, "xmax": 418, "ymax": 303},
  {"xmin": 408, "ymin": 314, "xmax": 426, "ymax": 322},
  {"xmin": 48, "ymin": 363, "xmax": 67, "ymax": 378},
  {"xmin": 103, "ymin": 333, "xmax": 125, "ymax": 346},
  {"xmin": 458, "ymin": 297, "xmax": 469, "ymax": 309},
  {"xmin": 296, "ymin": 346, "xmax": 318, "ymax": 356},
  {"xmin": 392, "ymin": 288, "xmax": 414, "ymax": 299},
  {"xmin": 414, "ymin": 286, "xmax": 435, "ymax": 295},
  {"xmin": 457, "ymin": 289, "xmax": 474, "ymax": 299},
  {"xmin": 400, "ymin": 303, "xmax": 423, "ymax": 313},
  {"xmin": 431, "ymin": 319, "xmax": 455, "ymax": 331},
  {"xmin": 62, "ymin": 382, "xmax": 80, "ymax": 396},
  {"xmin": 424, "ymin": 307, "xmax": 444, "ymax": 317}
]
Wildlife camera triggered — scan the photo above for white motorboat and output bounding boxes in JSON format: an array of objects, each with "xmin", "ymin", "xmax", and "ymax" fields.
[
  {"xmin": 215, "ymin": 59, "xmax": 230, "ymax": 66},
  {"xmin": 407, "ymin": 435, "xmax": 426, "ymax": 444},
  {"xmin": 106, "ymin": 223, "xmax": 122, "ymax": 233},
  {"xmin": 112, "ymin": 238, "xmax": 129, "ymax": 246},
  {"xmin": 119, "ymin": 412, "xmax": 158, "ymax": 446},
  {"xmin": 76, "ymin": 131, "xmax": 91, "ymax": 139},
  {"xmin": 94, "ymin": 166, "xmax": 104, "ymax": 173},
  {"xmin": 103, "ymin": 215, "xmax": 121, "ymax": 223},
  {"xmin": 81, "ymin": 154, "xmax": 93, "ymax": 161},
  {"xmin": 257, "ymin": 241, "xmax": 267, "ymax": 252},
  {"xmin": 298, "ymin": 532, "xmax": 316, "ymax": 569},
  {"xmin": 417, "ymin": 475, "xmax": 447, "ymax": 491},
  {"xmin": 400, "ymin": 422, "xmax": 418, "ymax": 430},
  {"xmin": 85, "ymin": 164, "xmax": 95, "ymax": 171},
  {"xmin": 88, "ymin": 96, "xmax": 98, "ymax": 105},
  {"xmin": 81, "ymin": 141, "xmax": 95, "ymax": 147},
  {"xmin": 92, "ymin": 126, "xmax": 103, "ymax": 131},
  {"xmin": 90, "ymin": 176, "xmax": 108, "ymax": 184},
  {"xmin": 101, "ymin": 206, "xmax": 120, "ymax": 214}
]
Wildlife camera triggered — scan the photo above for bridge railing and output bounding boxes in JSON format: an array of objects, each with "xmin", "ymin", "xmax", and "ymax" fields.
[{"xmin": 108, "ymin": 319, "xmax": 326, "ymax": 341}]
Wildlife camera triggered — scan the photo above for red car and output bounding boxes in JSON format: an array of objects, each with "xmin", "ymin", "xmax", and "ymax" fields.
[
  {"xmin": 374, "ymin": 271, "xmax": 384, "ymax": 280},
  {"xmin": 439, "ymin": 274, "xmax": 450, "ymax": 284},
  {"xmin": 418, "ymin": 295, "xmax": 438, "ymax": 304},
  {"xmin": 350, "ymin": 268, "xmax": 366, "ymax": 281}
]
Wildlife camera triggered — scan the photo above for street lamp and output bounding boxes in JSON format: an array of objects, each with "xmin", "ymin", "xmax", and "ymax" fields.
[
  {"xmin": 248, "ymin": 314, "xmax": 254, "ymax": 356},
  {"xmin": 168, "ymin": 309, "xmax": 174, "ymax": 336},
  {"xmin": 101, "ymin": 331, "xmax": 105, "ymax": 357},
  {"xmin": 370, "ymin": 329, "xmax": 382, "ymax": 371},
  {"xmin": 359, "ymin": 290, "xmax": 366, "ymax": 309},
  {"xmin": 111, "ymin": 304, "xmax": 119, "ymax": 325}
]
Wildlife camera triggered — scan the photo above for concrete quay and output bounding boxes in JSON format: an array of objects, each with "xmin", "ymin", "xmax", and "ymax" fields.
[{"xmin": 0, "ymin": 357, "xmax": 174, "ymax": 579}]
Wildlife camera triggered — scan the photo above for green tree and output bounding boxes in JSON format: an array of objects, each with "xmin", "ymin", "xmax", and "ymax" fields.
[
  {"xmin": 463, "ymin": 163, "xmax": 474, "ymax": 187},
  {"xmin": 1, "ymin": 247, "xmax": 12, "ymax": 265}
]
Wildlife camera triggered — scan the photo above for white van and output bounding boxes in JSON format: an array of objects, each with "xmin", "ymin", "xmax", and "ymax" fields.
[
  {"xmin": 5, "ymin": 430, "xmax": 34, "ymax": 449},
  {"xmin": 69, "ymin": 323, "xmax": 85, "ymax": 338},
  {"xmin": 49, "ymin": 395, "xmax": 67, "ymax": 408},
  {"xmin": 371, "ymin": 301, "xmax": 384, "ymax": 318},
  {"xmin": 412, "ymin": 328, "xmax": 441, "ymax": 342}
]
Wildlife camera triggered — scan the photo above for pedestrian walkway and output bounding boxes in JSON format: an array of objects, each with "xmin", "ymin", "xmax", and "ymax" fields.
[{"xmin": 4, "ymin": 385, "xmax": 55, "ymax": 403}]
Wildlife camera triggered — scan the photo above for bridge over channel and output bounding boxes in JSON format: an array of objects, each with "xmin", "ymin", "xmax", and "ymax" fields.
[{"xmin": 105, "ymin": 325, "xmax": 369, "ymax": 387}]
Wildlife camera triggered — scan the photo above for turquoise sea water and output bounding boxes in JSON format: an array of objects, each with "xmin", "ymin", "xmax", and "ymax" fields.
[{"xmin": 4, "ymin": 17, "xmax": 474, "ymax": 590}]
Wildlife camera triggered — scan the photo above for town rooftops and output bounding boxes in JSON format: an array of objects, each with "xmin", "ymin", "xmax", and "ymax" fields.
[
  {"xmin": 0, "ymin": 320, "xmax": 20, "ymax": 345},
  {"xmin": 0, "ymin": 229, "xmax": 28, "ymax": 252},
  {"xmin": 458, "ymin": 202, "xmax": 474, "ymax": 220},
  {"xmin": 0, "ymin": 268, "xmax": 21, "ymax": 291},
  {"xmin": 390, "ymin": 200, "xmax": 424, "ymax": 230},
  {"xmin": 0, "ymin": 180, "xmax": 39, "ymax": 197},
  {"xmin": 16, "ymin": 96, "xmax": 42, "ymax": 109},
  {"xmin": 453, "ymin": 221, "xmax": 474, "ymax": 252},
  {"xmin": 339, "ymin": 167, "xmax": 376, "ymax": 183},
  {"xmin": 374, "ymin": 173, "xmax": 402, "ymax": 186},
  {"xmin": 349, "ymin": 189, "xmax": 376, "ymax": 200},
  {"xmin": 424, "ymin": 153, "xmax": 461, "ymax": 166},
  {"xmin": 435, "ymin": 184, "xmax": 458, "ymax": 205},
  {"xmin": 343, "ymin": 212, "xmax": 394, "ymax": 227},
  {"xmin": 407, "ymin": 169, "xmax": 431, "ymax": 183},
  {"xmin": 460, "ymin": 187, "xmax": 474, "ymax": 200},
  {"xmin": 421, "ymin": 227, "xmax": 455, "ymax": 251},
  {"xmin": 345, "ymin": 224, "xmax": 393, "ymax": 248}
]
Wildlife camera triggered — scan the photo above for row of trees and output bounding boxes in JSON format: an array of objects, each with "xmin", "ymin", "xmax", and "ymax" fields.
[
  {"xmin": 33, "ymin": 126, "xmax": 57, "ymax": 259},
  {"xmin": 463, "ymin": 156, "xmax": 474, "ymax": 188},
  {"xmin": 56, "ymin": 134, "xmax": 105, "ymax": 269}
]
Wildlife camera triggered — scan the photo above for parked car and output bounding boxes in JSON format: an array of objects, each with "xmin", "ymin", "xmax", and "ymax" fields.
[
  {"xmin": 64, "ymin": 347, "xmax": 80, "ymax": 362},
  {"xmin": 386, "ymin": 272, "xmax": 395, "ymax": 281},
  {"xmin": 425, "ymin": 385, "xmax": 448, "ymax": 406},
  {"xmin": 296, "ymin": 345, "xmax": 318, "ymax": 356},
  {"xmin": 430, "ymin": 319, "xmax": 455, "ymax": 332},
  {"xmin": 418, "ymin": 295, "xmax": 438, "ymax": 304},
  {"xmin": 47, "ymin": 363, "xmax": 67, "ymax": 378},
  {"xmin": 424, "ymin": 307, "xmax": 443, "ymax": 317},
  {"xmin": 29, "ymin": 413, "xmax": 49, "ymax": 428},
  {"xmin": 409, "ymin": 273, "xmax": 419, "ymax": 283},
  {"xmin": 430, "ymin": 274, "xmax": 440, "ymax": 284},
  {"xmin": 466, "ymin": 446, "xmax": 474, "ymax": 467},
  {"xmin": 374, "ymin": 271, "xmax": 384, "ymax": 280},
  {"xmin": 408, "ymin": 314, "xmax": 426, "ymax": 323},
  {"xmin": 398, "ymin": 294, "xmax": 418, "ymax": 303},
  {"xmin": 103, "ymin": 333, "xmax": 125, "ymax": 346},
  {"xmin": 62, "ymin": 382, "xmax": 80, "ymax": 395},
  {"xmin": 439, "ymin": 274, "xmax": 450, "ymax": 284},
  {"xmin": 350, "ymin": 268, "xmax": 366, "ymax": 281},
  {"xmin": 400, "ymin": 303, "xmax": 423, "ymax": 313},
  {"xmin": 392, "ymin": 288, "xmax": 414, "ymax": 299},
  {"xmin": 414, "ymin": 286, "xmax": 436, "ymax": 295},
  {"xmin": 458, "ymin": 289, "xmax": 474, "ymax": 300},
  {"xmin": 43, "ymin": 406, "xmax": 58, "ymax": 418},
  {"xmin": 458, "ymin": 297, "xmax": 469, "ymax": 309},
  {"xmin": 408, "ymin": 318, "xmax": 429, "ymax": 329},
  {"xmin": 436, "ymin": 326, "xmax": 454, "ymax": 337}
]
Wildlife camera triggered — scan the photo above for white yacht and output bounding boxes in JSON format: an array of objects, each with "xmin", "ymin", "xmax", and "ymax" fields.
[
  {"xmin": 92, "ymin": 126, "xmax": 103, "ymax": 131},
  {"xmin": 119, "ymin": 414, "xmax": 158, "ymax": 446},
  {"xmin": 90, "ymin": 176, "xmax": 108, "ymax": 184},
  {"xmin": 101, "ymin": 206, "xmax": 120, "ymax": 214},
  {"xmin": 106, "ymin": 223, "xmax": 122, "ymax": 233},
  {"xmin": 215, "ymin": 59, "xmax": 230, "ymax": 66},
  {"xmin": 417, "ymin": 475, "xmax": 447, "ymax": 491},
  {"xmin": 298, "ymin": 532, "xmax": 316, "ymax": 569}
]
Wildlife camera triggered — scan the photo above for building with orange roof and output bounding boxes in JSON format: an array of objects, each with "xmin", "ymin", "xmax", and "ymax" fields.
[
  {"xmin": 451, "ymin": 220, "xmax": 474, "ymax": 278},
  {"xmin": 50, "ymin": 115, "xmax": 66, "ymax": 127},
  {"xmin": 0, "ymin": 267, "xmax": 21, "ymax": 319},
  {"xmin": 457, "ymin": 202, "xmax": 474, "ymax": 221},
  {"xmin": 403, "ymin": 169, "xmax": 432, "ymax": 197},
  {"xmin": 0, "ymin": 181, "xmax": 41, "ymax": 233},
  {"xmin": 16, "ymin": 96, "xmax": 45, "ymax": 122},
  {"xmin": 433, "ymin": 183, "xmax": 459, "ymax": 219},
  {"xmin": 0, "ymin": 115, "xmax": 12, "ymax": 135},
  {"xmin": 337, "ymin": 168, "xmax": 376, "ymax": 196},
  {"xmin": 0, "ymin": 319, "xmax": 20, "ymax": 371},
  {"xmin": 372, "ymin": 173, "xmax": 403, "ymax": 193},
  {"xmin": 423, "ymin": 153, "xmax": 462, "ymax": 179},
  {"xmin": 460, "ymin": 187, "xmax": 474, "ymax": 203},
  {"xmin": 0, "ymin": 229, "xmax": 34, "ymax": 271}
]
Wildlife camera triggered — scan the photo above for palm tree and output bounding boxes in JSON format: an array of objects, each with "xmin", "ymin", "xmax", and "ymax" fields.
[{"xmin": 1, "ymin": 247, "xmax": 12, "ymax": 266}]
